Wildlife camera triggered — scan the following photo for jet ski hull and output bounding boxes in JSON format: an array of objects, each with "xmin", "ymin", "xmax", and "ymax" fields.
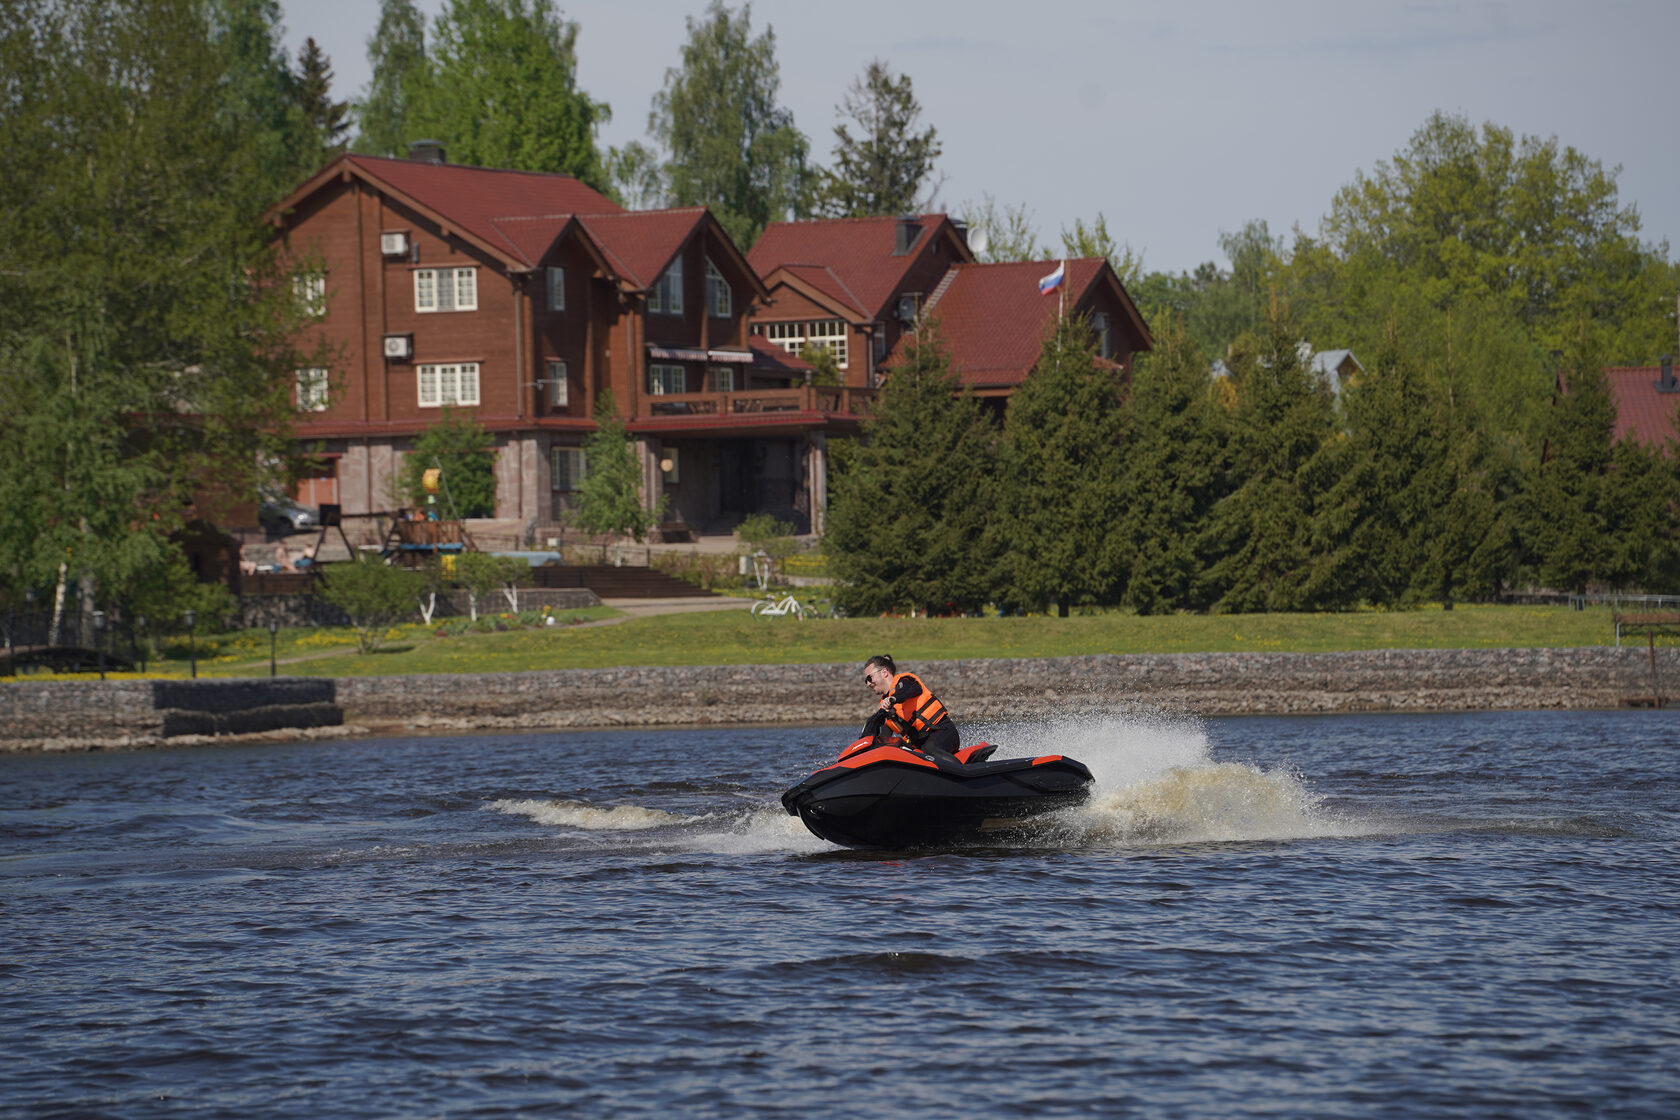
[{"xmin": 781, "ymin": 743, "xmax": 1093, "ymax": 849}]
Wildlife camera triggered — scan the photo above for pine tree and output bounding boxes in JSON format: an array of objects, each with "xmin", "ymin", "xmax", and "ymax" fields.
[
  {"xmin": 574, "ymin": 391, "xmax": 665, "ymax": 541},
  {"xmin": 825, "ymin": 323, "xmax": 997, "ymax": 616},
  {"xmin": 990, "ymin": 311, "xmax": 1127, "ymax": 615},
  {"xmin": 1113, "ymin": 314, "xmax": 1230, "ymax": 613},
  {"xmin": 1520, "ymin": 339, "xmax": 1616, "ymax": 593},
  {"xmin": 294, "ymin": 37, "xmax": 349, "ymax": 166},
  {"xmin": 1194, "ymin": 306, "xmax": 1337, "ymax": 612},
  {"xmin": 815, "ymin": 60, "xmax": 941, "ymax": 218}
]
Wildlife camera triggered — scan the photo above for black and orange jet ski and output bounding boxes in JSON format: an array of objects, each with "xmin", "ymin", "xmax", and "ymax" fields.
[{"xmin": 781, "ymin": 736, "xmax": 1094, "ymax": 849}]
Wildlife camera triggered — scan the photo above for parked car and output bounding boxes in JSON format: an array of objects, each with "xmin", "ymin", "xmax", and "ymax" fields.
[{"xmin": 260, "ymin": 498, "xmax": 318, "ymax": 534}]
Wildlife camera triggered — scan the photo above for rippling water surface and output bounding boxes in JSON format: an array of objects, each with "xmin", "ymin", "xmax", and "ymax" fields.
[{"xmin": 3, "ymin": 709, "xmax": 1678, "ymax": 1118}]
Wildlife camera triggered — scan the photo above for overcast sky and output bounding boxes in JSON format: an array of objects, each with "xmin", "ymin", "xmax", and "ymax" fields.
[{"xmin": 280, "ymin": 0, "xmax": 1679, "ymax": 278}]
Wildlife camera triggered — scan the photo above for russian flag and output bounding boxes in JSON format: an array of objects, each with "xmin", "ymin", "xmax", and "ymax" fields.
[{"xmin": 1038, "ymin": 259, "xmax": 1066, "ymax": 296}]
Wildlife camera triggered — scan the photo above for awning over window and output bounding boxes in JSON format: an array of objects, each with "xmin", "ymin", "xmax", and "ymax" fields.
[{"xmin": 646, "ymin": 346, "xmax": 753, "ymax": 364}]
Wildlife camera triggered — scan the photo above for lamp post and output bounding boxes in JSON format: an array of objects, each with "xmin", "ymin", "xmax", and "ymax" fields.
[
  {"xmin": 92, "ymin": 610, "xmax": 105, "ymax": 680},
  {"xmin": 24, "ymin": 588, "xmax": 34, "ymax": 649},
  {"xmin": 136, "ymin": 615, "xmax": 147, "ymax": 674},
  {"xmin": 268, "ymin": 618, "xmax": 279, "ymax": 678},
  {"xmin": 184, "ymin": 609, "xmax": 197, "ymax": 679}
]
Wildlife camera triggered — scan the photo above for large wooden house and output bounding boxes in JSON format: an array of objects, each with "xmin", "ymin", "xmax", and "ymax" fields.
[{"xmin": 267, "ymin": 150, "xmax": 870, "ymax": 535}]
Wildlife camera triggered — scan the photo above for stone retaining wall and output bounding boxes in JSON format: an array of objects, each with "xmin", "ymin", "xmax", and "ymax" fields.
[{"xmin": 2, "ymin": 647, "xmax": 1672, "ymax": 751}]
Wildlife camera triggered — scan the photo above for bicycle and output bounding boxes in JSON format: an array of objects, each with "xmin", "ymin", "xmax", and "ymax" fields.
[{"xmin": 751, "ymin": 593, "xmax": 811, "ymax": 619}]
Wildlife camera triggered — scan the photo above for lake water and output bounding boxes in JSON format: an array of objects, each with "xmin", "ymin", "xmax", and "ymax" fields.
[{"xmin": 2, "ymin": 708, "xmax": 1678, "ymax": 1118}]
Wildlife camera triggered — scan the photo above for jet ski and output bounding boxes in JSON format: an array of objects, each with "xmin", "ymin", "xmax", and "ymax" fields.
[{"xmin": 781, "ymin": 736, "xmax": 1094, "ymax": 849}]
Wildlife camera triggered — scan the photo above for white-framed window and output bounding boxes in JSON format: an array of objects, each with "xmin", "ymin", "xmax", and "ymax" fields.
[
  {"xmin": 706, "ymin": 364, "xmax": 735, "ymax": 393},
  {"xmin": 1093, "ymin": 311, "xmax": 1113, "ymax": 360},
  {"xmin": 295, "ymin": 367, "xmax": 330, "ymax": 411},
  {"xmin": 767, "ymin": 319, "xmax": 848, "ymax": 369},
  {"xmin": 647, "ymin": 364, "xmax": 685, "ymax": 395},
  {"xmin": 873, "ymin": 320, "xmax": 887, "ymax": 362},
  {"xmin": 294, "ymin": 273, "xmax": 326, "ymax": 318},
  {"xmin": 414, "ymin": 267, "xmax": 478, "ymax": 312},
  {"xmin": 551, "ymin": 446, "xmax": 586, "ymax": 492},
  {"xmin": 546, "ymin": 266, "xmax": 565, "ymax": 312},
  {"xmin": 546, "ymin": 359, "xmax": 568, "ymax": 408},
  {"xmin": 648, "ymin": 256, "xmax": 683, "ymax": 314},
  {"xmin": 705, "ymin": 258, "xmax": 731, "ymax": 318},
  {"xmin": 417, "ymin": 362, "xmax": 480, "ymax": 407}
]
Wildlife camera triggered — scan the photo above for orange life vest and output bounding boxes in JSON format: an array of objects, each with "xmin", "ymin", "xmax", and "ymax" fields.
[{"xmin": 882, "ymin": 672, "xmax": 948, "ymax": 741}]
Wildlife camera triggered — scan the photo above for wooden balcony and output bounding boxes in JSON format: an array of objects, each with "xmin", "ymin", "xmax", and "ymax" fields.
[{"xmin": 638, "ymin": 385, "xmax": 879, "ymax": 422}]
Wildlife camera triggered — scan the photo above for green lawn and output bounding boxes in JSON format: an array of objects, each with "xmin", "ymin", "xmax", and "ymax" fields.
[{"xmin": 33, "ymin": 602, "xmax": 1639, "ymax": 681}]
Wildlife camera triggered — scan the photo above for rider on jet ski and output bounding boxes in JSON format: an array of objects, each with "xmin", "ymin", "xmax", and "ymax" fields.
[{"xmin": 860, "ymin": 654, "xmax": 961, "ymax": 758}]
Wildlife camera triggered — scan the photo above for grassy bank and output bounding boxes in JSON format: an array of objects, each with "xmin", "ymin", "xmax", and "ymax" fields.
[{"xmin": 11, "ymin": 602, "xmax": 1637, "ymax": 681}]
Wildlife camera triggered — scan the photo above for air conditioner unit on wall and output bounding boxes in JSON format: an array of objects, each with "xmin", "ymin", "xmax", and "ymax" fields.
[
  {"xmin": 380, "ymin": 231, "xmax": 410, "ymax": 256},
  {"xmin": 383, "ymin": 333, "xmax": 413, "ymax": 360}
]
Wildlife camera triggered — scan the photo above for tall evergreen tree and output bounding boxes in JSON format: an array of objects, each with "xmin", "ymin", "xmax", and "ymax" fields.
[
  {"xmin": 574, "ymin": 391, "xmax": 664, "ymax": 541},
  {"xmin": 825, "ymin": 322, "xmax": 997, "ymax": 616},
  {"xmin": 294, "ymin": 37, "xmax": 349, "ymax": 167},
  {"xmin": 353, "ymin": 0, "xmax": 427, "ymax": 157},
  {"xmin": 405, "ymin": 0, "xmax": 609, "ymax": 188},
  {"xmin": 1194, "ymin": 306, "xmax": 1337, "ymax": 612},
  {"xmin": 1518, "ymin": 339, "xmax": 1618, "ymax": 593},
  {"xmin": 1113, "ymin": 314, "xmax": 1230, "ymax": 613},
  {"xmin": 649, "ymin": 1, "xmax": 809, "ymax": 248},
  {"xmin": 990, "ymin": 312, "xmax": 1127, "ymax": 615},
  {"xmin": 815, "ymin": 59, "xmax": 941, "ymax": 218}
]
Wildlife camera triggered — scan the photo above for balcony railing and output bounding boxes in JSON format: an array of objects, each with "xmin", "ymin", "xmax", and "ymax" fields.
[{"xmin": 643, "ymin": 385, "xmax": 878, "ymax": 419}]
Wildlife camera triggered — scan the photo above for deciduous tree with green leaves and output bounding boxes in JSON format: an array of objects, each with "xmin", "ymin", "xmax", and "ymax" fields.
[
  {"xmin": 825, "ymin": 322, "xmax": 997, "ymax": 616},
  {"xmin": 0, "ymin": 0, "xmax": 309, "ymax": 636},
  {"xmin": 319, "ymin": 556, "xmax": 420, "ymax": 652},
  {"xmin": 649, "ymin": 1, "xmax": 810, "ymax": 248},
  {"xmin": 404, "ymin": 0, "xmax": 610, "ymax": 189},
  {"xmin": 394, "ymin": 409, "xmax": 497, "ymax": 518},
  {"xmin": 352, "ymin": 0, "xmax": 427, "ymax": 157}
]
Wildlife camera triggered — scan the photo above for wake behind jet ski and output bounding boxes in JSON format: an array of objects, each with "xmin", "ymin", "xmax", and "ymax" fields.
[{"xmin": 781, "ymin": 737, "xmax": 1094, "ymax": 849}]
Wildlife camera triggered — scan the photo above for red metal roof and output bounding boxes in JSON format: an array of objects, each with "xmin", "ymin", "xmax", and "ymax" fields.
[
  {"xmin": 748, "ymin": 213, "xmax": 958, "ymax": 319},
  {"xmin": 770, "ymin": 263, "xmax": 871, "ymax": 319},
  {"xmin": 576, "ymin": 208, "xmax": 709, "ymax": 288},
  {"xmin": 339, "ymin": 154, "xmax": 622, "ymax": 266},
  {"xmin": 908, "ymin": 258, "xmax": 1110, "ymax": 387},
  {"xmin": 1604, "ymin": 366, "xmax": 1680, "ymax": 450},
  {"xmin": 748, "ymin": 335, "xmax": 817, "ymax": 375}
]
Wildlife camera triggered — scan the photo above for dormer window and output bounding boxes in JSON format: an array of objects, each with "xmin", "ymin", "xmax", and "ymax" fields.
[
  {"xmin": 546, "ymin": 266, "xmax": 565, "ymax": 312},
  {"xmin": 648, "ymin": 256, "xmax": 683, "ymax": 314},
  {"xmin": 705, "ymin": 259, "xmax": 731, "ymax": 318}
]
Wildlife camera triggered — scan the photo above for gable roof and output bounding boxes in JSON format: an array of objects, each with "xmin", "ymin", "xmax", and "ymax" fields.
[
  {"xmin": 575, "ymin": 208, "xmax": 709, "ymax": 289},
  {"xmin": 762, "ymin": 263, "xmax": 872, "ymax": 320},
  {"xmin": 747, "ymin": 213, "xmax": 969, "ymax": 320},
  {"xmin": 1604, "ymin": 365, "xmax": 1680, "ymax": 449},
  {"xmin": 271, "ymin": 154, "xmax": 764, "ymax": 300},
  {"xmin": 271, "ymin": 154, "xmax": 624, "ymax": 271},
  {"xmin": 907, "ymin": 258, "xmax": 1150, "ymax": 388}
]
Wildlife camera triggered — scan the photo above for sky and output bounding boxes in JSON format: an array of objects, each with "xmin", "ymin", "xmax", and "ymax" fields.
[{"xmin": 280, "ymin": 0, "xmax": 1680, "ymax": 278}]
